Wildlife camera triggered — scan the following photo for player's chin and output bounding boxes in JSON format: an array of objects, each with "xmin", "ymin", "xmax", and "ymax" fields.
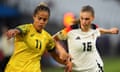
[
  {"xmin": 38, "ymin": 25, "xmax": 44, "ymax": 29},
  {"xmin": 36, "ymin": 26, "xmax": 43, "ymax": 32}
]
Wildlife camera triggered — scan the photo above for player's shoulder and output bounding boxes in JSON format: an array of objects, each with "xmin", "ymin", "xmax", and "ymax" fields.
[
  {"xmin": 42, "ymin": 29, "xmax": 52, "ymax": 38},
  {"xmin": 23, "ymin": 23, "xmax": 33, "ymax": 27},
  {"xmin": 16, "ymin": 23, "xmax": 32, "ymax": 28},
  {"xmin": 90, "ymin": 28, "xmax": 100, "ymax": 35},
  {"xmin": 67, "ymin": 28, "xmax": 80, "ymax": 35},
  {"xmin": 91, "ymin": 23, "xmax": 98, "ymax": 29}
]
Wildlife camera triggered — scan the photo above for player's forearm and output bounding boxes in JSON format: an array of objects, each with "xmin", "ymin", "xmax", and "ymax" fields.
[
  {"xmin": 99, "ymin": 28, "xmax": 113, "ymax": 34},
  {"xmin": 99, "ymin": 27, "xmax": 119, "ymax": 34},
  {"xmin": 55, "ymin": 40, "xmax": 67, "ymax": 54},
  {"xmin": 56, "ymin": 42, "xmax": 69, "ymax": 62},
  {"xmin": 53, "ymin": 35, "xmax": 66, "ymax": 54},
  {"xmin": 50, "ymin": 51, "xmax": 66, "ymax": 65}
]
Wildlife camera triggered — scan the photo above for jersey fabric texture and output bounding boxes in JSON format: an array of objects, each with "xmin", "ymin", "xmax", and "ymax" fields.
[
  {"xmin": 5, "ymin": 24, "xmax": 55, "ymax": 72},
  {"xmin": 55, "ymin": 27, "xmax": 102, "ymax": 71}
]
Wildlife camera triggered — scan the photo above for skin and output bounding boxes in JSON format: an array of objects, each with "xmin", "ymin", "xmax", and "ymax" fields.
[
  {"xmin": 6, "ymin": 11, "xmax": 49, "ymax": 39},
  {"xmin": 33, "ymin": 11, "xmax": 49, "ymax": 32},
  {"xmin": 33, "ymin": 11, "xmax": 69, "ymax": 64},
  {"xmin": 62, "ymin": 11, "xmax": 119, "ymax": 72},
  {"xmin": 6, "ymin": 10, "xmax": 69, "ymax": 65},
  {"xmin": 80, "ymin": 11, "xmax": 94, "ymax": 32},
  {"xmin": 79, "ymin": 11, "xmax": 119, "ymax": 34}
]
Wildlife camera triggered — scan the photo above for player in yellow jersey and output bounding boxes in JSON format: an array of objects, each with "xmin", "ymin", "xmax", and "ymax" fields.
[{"xmin": 5, "ymin": 2, "xmax": 69, "ymax": 72}]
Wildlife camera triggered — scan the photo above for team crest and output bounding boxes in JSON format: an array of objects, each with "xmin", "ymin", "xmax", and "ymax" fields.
[
  {"xmin": 30, "ymin": 34, "xmax": 35, "ymax": 37},
  {"xmin": 76, "ymin": 36, "xmax": 80, "ymax": 40}
]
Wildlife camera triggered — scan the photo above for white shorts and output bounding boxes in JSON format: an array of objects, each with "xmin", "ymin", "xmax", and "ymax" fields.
[
  {"xmin": 72, "ymin": 63, "xmax": 104, "ymax": 72},
  {"xmin": 72, "ymin": 67, "xmax": 103, "ymax": 72}
]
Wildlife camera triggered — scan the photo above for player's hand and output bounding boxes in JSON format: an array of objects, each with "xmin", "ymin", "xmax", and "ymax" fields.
[
  {"xmin": 110, "ymin": 27, "xmax": 119, "ymax": 34},
  {"xmin": 64, "ymin": 60, "xmax": 72, "ymax": 72},
  {"xmin": 6, "ymin": 29, "xmax": 18, "ymax": 40},
  {"xmin": 59, "ymin": 50, "xmax": 69, "ymax": 62}
]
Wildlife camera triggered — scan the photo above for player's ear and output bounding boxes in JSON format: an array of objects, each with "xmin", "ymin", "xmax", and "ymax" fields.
[
  {"xmin": 91, "ymin": 16, "xmax": 94, "ymax": 21},
  {"xmin": 33, "ymin": 15, "xmax": 36, "ymax": 20}
]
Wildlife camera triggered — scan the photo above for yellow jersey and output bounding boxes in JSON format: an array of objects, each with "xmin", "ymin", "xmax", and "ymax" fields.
[{"xmin": 5, "ymin": 24, "xmax": 55, "ymax": 72}]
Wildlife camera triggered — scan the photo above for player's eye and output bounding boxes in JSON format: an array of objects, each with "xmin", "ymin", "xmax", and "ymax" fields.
[
  {"xmin": 38, "ymin": 17, "xmax": 42, "ymax": 20},
  {"xmin": 81, "ymin": 17, "xmax": 90, "ymax": 20},
  {"xmin": 38, "ymin": 17, "xmax": 47, "ymax": 22},
  {"xmin": 43, "ymin": 18, "xmax": 47, "ymax": 22},
  {"xmin": 84, "ymin": 18, "xmax": 90, "ymax": 20}
]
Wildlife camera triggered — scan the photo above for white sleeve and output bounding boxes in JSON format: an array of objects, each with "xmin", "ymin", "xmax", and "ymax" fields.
[
  {"xmin": 95, "ymin": 29, "xmax": 101, "ymax": 37},
  {"xmin": 54, "ymin": 30, "xmax": 67, "ymax": 40}
]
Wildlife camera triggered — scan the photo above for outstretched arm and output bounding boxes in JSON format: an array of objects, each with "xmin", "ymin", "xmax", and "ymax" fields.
[
  {"xmin": 98, "ymin": 27, "xmax": 119, "ymax": 34},
  {"xmin": 6, "ymin": 29, "xmax": 20, "ymax": 40}
]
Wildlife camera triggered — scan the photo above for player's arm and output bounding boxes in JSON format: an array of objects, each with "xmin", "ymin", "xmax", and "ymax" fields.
[
  {"xmin": 6, "ymin": 24, "xmax": 29, "ymax": 40},
  {"xmin": 49, "ymin": 38, "xmax": 69, "ymax": 64},
  {"xmin": 49, "ymin": 47, "xmax": 72, "ymax": 72},
  {"xmin": 90, "ymin": 24, "xmax": 119, "ymax": 34},
  {"xmin": 53, "ymin": 31, "xmax": 72, "ymax": 72},
  {"xmin": 55, "ymin": 40, "xmax": 69, "ymax": 61},
  {"xmin": 49, "ymin": 47, "xmax": 68, "ymax": 65},
  {"xmin": 6, "ymin": 29, "xmax": 21, "ymax": 40},
  {"xmin": 98, "ymin": 27, "xmax": 119, "ymax": 34},
  {"xmin": 50, "ymin": 50, "xmax": 72, "ymax": 72},
  {"xmin": 47, "ymin": 35, "xmax": 68, "ymax": 65},
  {"xmin": 64, "ymin": 59, "xmax": 72, "ymax": 72},
  {"xmin": 53, "ymin": 28, "xmax": 71, "ymax": 61}
]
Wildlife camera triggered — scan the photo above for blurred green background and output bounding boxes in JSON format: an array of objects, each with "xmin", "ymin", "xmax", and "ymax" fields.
[{"xmin": 42, "ymin": 57, "xmax": 120, "ymax": 72}]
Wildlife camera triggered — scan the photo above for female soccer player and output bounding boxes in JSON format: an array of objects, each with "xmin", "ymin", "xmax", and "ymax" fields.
[
  {"xmin": 5, "ymin": 2, "xmax": 68, "ymax": 72},
  {"xmin": 53, "ymin": 5, "xmax": 119, "ymax": 72}
]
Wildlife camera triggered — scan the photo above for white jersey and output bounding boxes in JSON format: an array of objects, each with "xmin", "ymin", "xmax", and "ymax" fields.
[{"xmin": 55, "ymin": 28, "xmax": 102, "ymax": 71}]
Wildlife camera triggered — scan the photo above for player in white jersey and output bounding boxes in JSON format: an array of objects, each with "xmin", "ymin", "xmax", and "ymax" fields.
[
  {"xmin": 68, "ymin": 28, "xmax": 101, "ymax": 71},
  {"xmin": 53, "ymin": 5, "xmax": 119, "ymax": 72}
]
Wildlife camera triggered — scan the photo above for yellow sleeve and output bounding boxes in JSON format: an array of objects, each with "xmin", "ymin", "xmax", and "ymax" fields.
[
  {"xmin": 46, "ymin": 34, "xmax": 55, "ymax": 52},
  {"xmin": 16, "ymin": 24, "xmax": 29, "ymax": 34}
]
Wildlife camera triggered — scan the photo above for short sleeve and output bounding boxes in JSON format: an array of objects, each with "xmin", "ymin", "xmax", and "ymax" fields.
[
  {"xmin": 95, "ymin": 29, "xmax": 101, "ymax": 37},
  {"xmin": 16, "ymin": 24, "xmax": 29, "ymax": 34},
  {"xmin": 54, "ymin": 29, "xmax": 68, "ymax": 40},
  {"xmin": 46, "ymin": 35, "xmax": 55, "ymax": 52}
]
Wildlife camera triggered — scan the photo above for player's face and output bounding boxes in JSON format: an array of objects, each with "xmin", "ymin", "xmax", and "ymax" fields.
[
  {"xmin": 80, "ymin": 12, "xmax": 94, "ymax": 28},
  {"xmin": 33, "ymin": 11, "xmax": 49, "ymax": 32}
]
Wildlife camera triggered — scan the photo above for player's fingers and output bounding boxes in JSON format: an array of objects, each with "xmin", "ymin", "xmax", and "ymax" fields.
[
  {"xmin": 6, "ymin": 31, "xmax": 11, "ymax": 40},
  {"xmin": 114, "ymin": 28, "xmax": 119, "ymax": 34},
  {"xmin": 64, "ymin": 65, "xmax": 69, "ymax": 72},
  {"xmin": 7, "ymin": 31, "xmax": 15, "ymax": 40},
  {"xmin": 116, "ymin": 29, "xmax": 119, "ymax": 34},
  {"xmin": 113, "ymin": 30, "xmax": 119, "ymax": 34}
]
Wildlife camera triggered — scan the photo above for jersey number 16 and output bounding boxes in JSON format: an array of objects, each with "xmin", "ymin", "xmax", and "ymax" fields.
[{"xmin": 82, "ymin": 42, "xmax": 92, "ymax": 52}]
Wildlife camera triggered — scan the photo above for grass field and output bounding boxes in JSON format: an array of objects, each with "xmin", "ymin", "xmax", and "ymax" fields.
[
  {"xmin": 104, "ymin": 57, "xmax": 120, "ymax": 72},
  {"xmin": 42, "ymin": 57, "xmax": 120, "ymax": 72}
]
